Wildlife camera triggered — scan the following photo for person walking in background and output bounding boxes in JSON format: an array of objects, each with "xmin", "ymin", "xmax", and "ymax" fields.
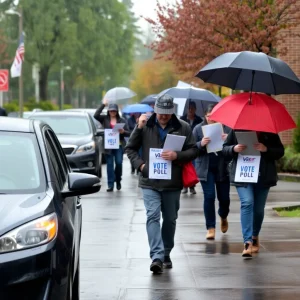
[
  {"xmin": 223, "ymin": 130, "xmax": 284, "ymax": 258},
  {"xmin": 180, "ymin": 100, "xmax": 202, "ymax": 194},
  {"xmin": 126, "ymin": 94, "xmax": 198, "ymax": 274},
  {"xmin": 193, "ymin": 104, "xmax": 231, "ymax": 240},
  {"xmin": 0, "ymin": 106, "xmax": 7, "ymax": 116},
  {"xmin": 94, "ymin": 99, "xmax": 130, "ymax": 192},
  {"xmin": 127, "ymin": 112, "xmax": 141, "ymax": 174}
]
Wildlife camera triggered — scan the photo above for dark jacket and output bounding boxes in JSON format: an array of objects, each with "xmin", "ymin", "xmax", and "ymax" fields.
[
  {"xmin": 94, "ymin": 104, "xmax": 130, "ymax": 153},
  {"xmin": 125, "ymin": 113, "xmax": 198, "ymax": 191},
  {"xmin": 223, "ymin": 130, "xmax": 284, "ymax": 187},
  {"xmin": 193, "ymin": 120, "xmax": 231, "ymax": 182},
  {"xmin": 180, "ymin": 114, "xmax": 202, "ymax": 130},
  {"xmin": 127, "ymin": 115, "xmax": 137, "ymax": 133},
  {"xmin": 0, "ymin": 107, "xmax": 7, "ymax": 116}
]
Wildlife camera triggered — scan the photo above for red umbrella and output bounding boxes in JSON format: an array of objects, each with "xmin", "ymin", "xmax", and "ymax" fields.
[{"xmin": 210, "ymin": 92, "xmax": 296, "ymax": 133}]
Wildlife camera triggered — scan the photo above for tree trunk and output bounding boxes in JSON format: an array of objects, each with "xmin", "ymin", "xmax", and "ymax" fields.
[{"xmin": 39, "ymin": 66, "xmax": 50, "ymax": 100}]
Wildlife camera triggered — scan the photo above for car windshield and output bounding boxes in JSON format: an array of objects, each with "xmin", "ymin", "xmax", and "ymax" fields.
[
  {"xmin": 0, "ymin": 132, "xmax": 46, "ymax": 194},
  {"xmin": 31, "ymin": 115, "xmax": 91, "ymax": 135}
]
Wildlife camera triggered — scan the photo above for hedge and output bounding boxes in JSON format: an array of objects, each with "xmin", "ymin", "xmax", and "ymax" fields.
[{"xmin": 277, "ymin": 147, "xmax": 300, "ymax": 173}]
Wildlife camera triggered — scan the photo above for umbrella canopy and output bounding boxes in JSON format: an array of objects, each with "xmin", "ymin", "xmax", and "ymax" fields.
[
  {"xmin": 210, "ymin": 92, "xmax": 296, "ymax": 133},
  {"xmin": 196, "ymin": 51, "xmax": 300, "ymax": 95},
  {"xmin": 103, "ymin": 87, "xmax": 136, "ymax": 103},
  {"xmin": 140, "ymin": 94, "xmax": 157, "ymax": 105},
  {"xmin": 122, "ymin": 104, "xmax": 154, "ymax": 114},
  {"xmin": 157, "ymin": 87, "xmax": 220, "ymax": 117}
]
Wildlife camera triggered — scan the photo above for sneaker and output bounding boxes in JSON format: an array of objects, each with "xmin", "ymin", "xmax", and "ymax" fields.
[
  {"xmin": 206, "ymin": 228, "xmax": 215, "ymax": 240},
  {"xmin": 116, "ymin": 182, "xmax": 121, "ymax": 190},
  {"xmin": 242, "ymin": 242, "xmax": 252, "ymax": 258},
  {"xmin": 150, "ymin": 259, "xmax": 163, "ymax": 274},
  {"xmin": 106, "ymin": 187, "xmax": 113, "ymax": 192},
  {"xmin": 220, "ymin": 218, "xmax": 228, "ymax": 233},
  {"xmin": 163, "ymin": 256, "xmax": 173, "ymax": 269},
  {"xmin": 182, "ymin": 188, "xmax": 188, "ymax": 194},
  {"xmin": 189, "ymin": 187, "xmax": 196, "ymax": 194},
  {"xmin": 252, "ymin": 236, "xmax": 259, "ymax": 253}
]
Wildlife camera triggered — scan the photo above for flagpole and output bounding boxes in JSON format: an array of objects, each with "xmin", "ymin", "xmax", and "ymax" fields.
[{"xmin": 19, "ymin": 5, "xmax": 23, "ymax": 118}]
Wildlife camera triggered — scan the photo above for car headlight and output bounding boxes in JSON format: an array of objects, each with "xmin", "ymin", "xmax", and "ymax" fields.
[
  {"xmin": 0, "ymin": 213, "xmax": 58, "ymax": 254},
  {"xmin": 76, "ymin": 141, "xmax": 95, "ymax": 153}
]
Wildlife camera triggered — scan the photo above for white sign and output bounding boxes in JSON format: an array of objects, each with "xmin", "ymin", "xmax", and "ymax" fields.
[
  {"xmin": 104, "ymin": 129, "xmax": 119, "ymax": 149},
  {"xmin": 149, "ymin": 148, "xmax": 172, "ymax": 180},
  {"xmin": 235, "ymin": 131, "xmax": 260, "ymax": 156},
  {"xmin": 163, "ymin": 134, "xmax": 186, "ymax": 151},
  {"xmin": 112, "ymin": 123, "xmax": 125, "ymax": 133},
  {"xmin": 202, "ymin": 123, "xmax": 224, "ymax": 153},
  {"xmin": 234, "ymin": 154, "xmax": 261, "ymax": 183}
]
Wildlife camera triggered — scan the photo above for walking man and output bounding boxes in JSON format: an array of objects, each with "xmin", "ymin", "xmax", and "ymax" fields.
[{"xmin": 125, "ymin": 94, "xmax": 198, "ymax": 273}]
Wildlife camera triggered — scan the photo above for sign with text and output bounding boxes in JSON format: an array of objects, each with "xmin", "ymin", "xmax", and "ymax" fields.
[
  {"xmin": 104, "ymin": 129, "xmax": 119, "ymax": 149},
  {"xmin": 234, "ymin": 154, "xmax": 261, "ymax": 183},
  {"xmin": 149, "ymin": 148, "xmax": 171, "ymax": 180},
  {"xmin": 0, "ymin": 70, "xmax": 9, "ymax": 92}
]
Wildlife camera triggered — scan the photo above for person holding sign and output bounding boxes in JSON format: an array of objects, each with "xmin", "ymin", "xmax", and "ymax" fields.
[
  {"xmin": 94, "ymin": 100, "xmax": 130, "ymax": 192},
  {"xmin": 223, "ymin": 130, "xmax": 284, "ymax": 258},
  {"xmin": 193, "ymin": 104, "xmax": 231, "ymax": 240},
  {"xmin": 125, "ymin": 94, "xmax": 198, "ymax": 274}
]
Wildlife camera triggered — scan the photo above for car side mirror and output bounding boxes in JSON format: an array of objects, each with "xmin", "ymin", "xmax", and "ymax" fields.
[
  {"xmin": 96, "ymin": 129, "xmax": 104, "ymax": 137},
  {"xmin": 62, "ymin": 172, "xmax": 101, "ymax": 198}
]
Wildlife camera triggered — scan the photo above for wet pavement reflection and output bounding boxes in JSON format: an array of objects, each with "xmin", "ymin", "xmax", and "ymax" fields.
[{"xmin": 80, "ymin": 159, "xmax": 300, "ymax": 300}]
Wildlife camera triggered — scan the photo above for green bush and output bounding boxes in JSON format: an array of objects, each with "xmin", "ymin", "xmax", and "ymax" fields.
[
  {"xmin": 277, "ymin": 146, "xmax": 300, "ymax": 173},
  {"xmin": 293, "ymin": 114, "xmax": 300, "ymax": 153}
]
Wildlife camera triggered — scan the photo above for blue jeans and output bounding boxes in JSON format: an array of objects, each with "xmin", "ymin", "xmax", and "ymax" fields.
[
  {"xmin": 236, "ymin": 184, "xmax": 270, "ymax": 243},
  {"xmin": 200, "ymin": 170, "xmax": 230, "ymax": 229},
  {"xmin": 142, "ymin": 189, "xmax": 181, "ymax": 261},
  {"xmin": 105, "ymin": 146, "xmax": 123, "ymax": 188}
]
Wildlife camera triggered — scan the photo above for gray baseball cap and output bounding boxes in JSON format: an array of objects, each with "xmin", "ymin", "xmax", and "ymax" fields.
[
  {"xmin": 154, "ymin": 94, "xmax": 175, "ymax": 115},
  {"xmin": 108, "ymin": 103, "xmax": 119, "ymax": 111}
]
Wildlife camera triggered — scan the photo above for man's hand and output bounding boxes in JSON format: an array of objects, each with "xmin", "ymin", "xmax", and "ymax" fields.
[
  {"xmin": 118, "ymin": 128, "xmax": 125, "ymax": 134},
  {"xmin": 140, "ymin": 164, "xmax": 145, "ymax": 171},
  {"xmin": 138, "ymin": 114, "xmax": 148, "ymax": 129},
  {"xmin": 254, "ymin": 143, "xmax": 267, "ymax": 152},
  {"xmin": 201, "ymin": 137, "xmax": 211, "ymax": 147},
  {"xmin": 222, "ymin": 133, "xmax": 228, "ymax": 141},
  {"xmin": 161, "ymin": 151, "xmax": 177, "ymax": 161},
  {"xmin": 234, "ymin": 144, "xmax": 247, "ymax": 153}
]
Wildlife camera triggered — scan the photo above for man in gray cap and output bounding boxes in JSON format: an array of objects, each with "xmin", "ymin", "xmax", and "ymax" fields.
[{"xmin": 125, "ymin": 94, "xmax": 198, "ymax": 274}]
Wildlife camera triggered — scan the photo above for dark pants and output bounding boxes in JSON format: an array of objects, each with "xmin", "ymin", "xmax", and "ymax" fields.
[
  {"xmin": 105, "ymin": 146, "xmax": 123, "ymax": 188},
  {"xmin": 200, "ymin": 169, "xmax": 230, "ymax": 229}
]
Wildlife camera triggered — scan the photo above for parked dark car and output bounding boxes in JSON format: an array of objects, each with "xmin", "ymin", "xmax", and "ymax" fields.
[
  {"xmin": 30, "ymin": 111, "xmax": 103, "ymax": 177},
  {"xmin": 0, "ymin": 117, "xmax": 101, "ymax": 299}
]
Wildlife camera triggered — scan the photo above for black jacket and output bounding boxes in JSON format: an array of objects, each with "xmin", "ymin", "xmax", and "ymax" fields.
[
  {"xmin": 180, "ymin": 114, "xmax": 202, "ymax": 130},
  {"xmin": 0, "ymin": 107, "xmax": 7, "ymax": 116},
  {"xmin": 223, "ymin": 130, "xmax": 284, "ymax": 187},
  {"xmin": 193, "ymin": 120, "xmax": 231, "ymax": 182},
  {"xmin": 94, "ymin": 104, "xmax": 130, "ymax": 153},
  {"xmin": 125, "ymin": 113, "xmax": 198, "ymax": 191}
]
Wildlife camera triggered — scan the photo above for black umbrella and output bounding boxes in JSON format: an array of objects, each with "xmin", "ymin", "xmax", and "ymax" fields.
[
  {"xmin": 140, "ymin": 94, "xmax": 157, "ymax": 105},
  {"xmin": 196, "ymin": 51, "xmax": 300, "ymax": 95}
]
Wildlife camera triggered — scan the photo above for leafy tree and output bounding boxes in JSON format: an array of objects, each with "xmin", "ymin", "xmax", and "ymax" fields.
[
  {"xmin": 0, "ymin": 29, "xmax": 10, "ymax": 66},
  {"xmin": 146, "ymin": 0, "xmax": 299, "ymax": 75},
  {"xmin": 130, "ymin": 59, "xmax": 179, "ymax": 101}
]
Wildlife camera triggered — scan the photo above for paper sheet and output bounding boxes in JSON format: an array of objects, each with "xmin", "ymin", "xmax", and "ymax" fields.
[
  {"xmin": 235, "ymin": 131, "xmax": 260, "ymax": 156},
  {"xmin": 201, "ymin": 123, "xmax": 224, "ymax": 153},
  {"xmin": 163, "ymin": 134, "xmax": 186, "ymax": 151},
  {"xmin": 112, "ymin": 123, "xmax": 125, "ymax": 132}
]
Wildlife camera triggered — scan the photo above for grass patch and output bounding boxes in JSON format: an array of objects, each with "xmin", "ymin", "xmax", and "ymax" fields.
[{"xmin": 274, "ymin": 206, "xmax": 300, "ymax": 217}]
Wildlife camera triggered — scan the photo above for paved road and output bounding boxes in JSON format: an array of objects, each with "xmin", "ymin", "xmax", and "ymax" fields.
[{"xmin": 80, "ymin": 158, "xmax": 300, "ymax": 300}]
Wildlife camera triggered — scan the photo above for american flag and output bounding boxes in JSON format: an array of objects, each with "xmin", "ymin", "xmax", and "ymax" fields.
[{"xmin": 11, "ymin": 32, "xmax": 25, "ymax": 78}]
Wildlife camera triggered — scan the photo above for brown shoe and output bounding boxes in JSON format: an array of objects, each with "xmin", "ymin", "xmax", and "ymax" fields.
[
  {"xmin": 206, "ymin": 228, "xmax": 215, "ymax": 240},
  {"xmin": 242, "ymin": 242, "xmax": 252, "ymax": 258},
  {"xmin": 252, "ymin": 236, "xmax": 259, "ymax": 253},
  {"xmin": 220, "ymin": 218, "xmax": 228, "ymax": 233}
]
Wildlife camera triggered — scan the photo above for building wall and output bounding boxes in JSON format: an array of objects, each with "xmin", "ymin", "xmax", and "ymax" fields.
[{"xmin": 278, "ymin": 23, "xmax": 300, "ymax": 145}]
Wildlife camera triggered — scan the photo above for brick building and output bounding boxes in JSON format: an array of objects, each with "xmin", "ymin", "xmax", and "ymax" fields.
[{"xmin": 278, "ymin": 24, "xmax": 300, "ymax": 145}]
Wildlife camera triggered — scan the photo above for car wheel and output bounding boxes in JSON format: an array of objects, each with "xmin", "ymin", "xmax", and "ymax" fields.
[{"xmin": 72, "ymin": 257, "xmax": 80, "ymax": 300}]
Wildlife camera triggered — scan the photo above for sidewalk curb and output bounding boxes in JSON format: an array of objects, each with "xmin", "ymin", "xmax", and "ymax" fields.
[{"xmin": 278, "ymin": 173, "xmax": 300, "ymax": 182}]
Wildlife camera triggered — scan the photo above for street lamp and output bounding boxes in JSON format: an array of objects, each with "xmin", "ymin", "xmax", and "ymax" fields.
[{"xmin": 5, "ymin": 7, "xmax": 23, "ymax": 118}]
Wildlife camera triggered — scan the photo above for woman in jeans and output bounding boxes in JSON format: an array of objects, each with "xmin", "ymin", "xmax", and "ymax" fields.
[
  {"xmin": 223, "ymin": 130, "xmax": 284, "ymax": 257},
  {"xmin": 94, "ymin": 99, "xmax": 130, "ymax": 192},
  {"xmin": 193, "ymin": 104, "xmax": 231, "ymax": 240}
]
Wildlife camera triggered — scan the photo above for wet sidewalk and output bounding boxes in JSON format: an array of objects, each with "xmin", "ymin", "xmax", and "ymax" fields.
[{"xmin": 80, "ymin": 158, "xmax": 300, "ymax": 300}]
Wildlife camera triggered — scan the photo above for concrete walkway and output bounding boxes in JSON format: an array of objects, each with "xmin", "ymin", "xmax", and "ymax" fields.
[{"xmin": 80, "ymin": 158, "xmax": 300, "ymax": 300}]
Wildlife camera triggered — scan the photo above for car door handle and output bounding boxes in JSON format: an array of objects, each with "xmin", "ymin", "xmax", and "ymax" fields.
[{"xmin": 76, "ymin": 197, "xmax": 82, "ymax": 209}]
